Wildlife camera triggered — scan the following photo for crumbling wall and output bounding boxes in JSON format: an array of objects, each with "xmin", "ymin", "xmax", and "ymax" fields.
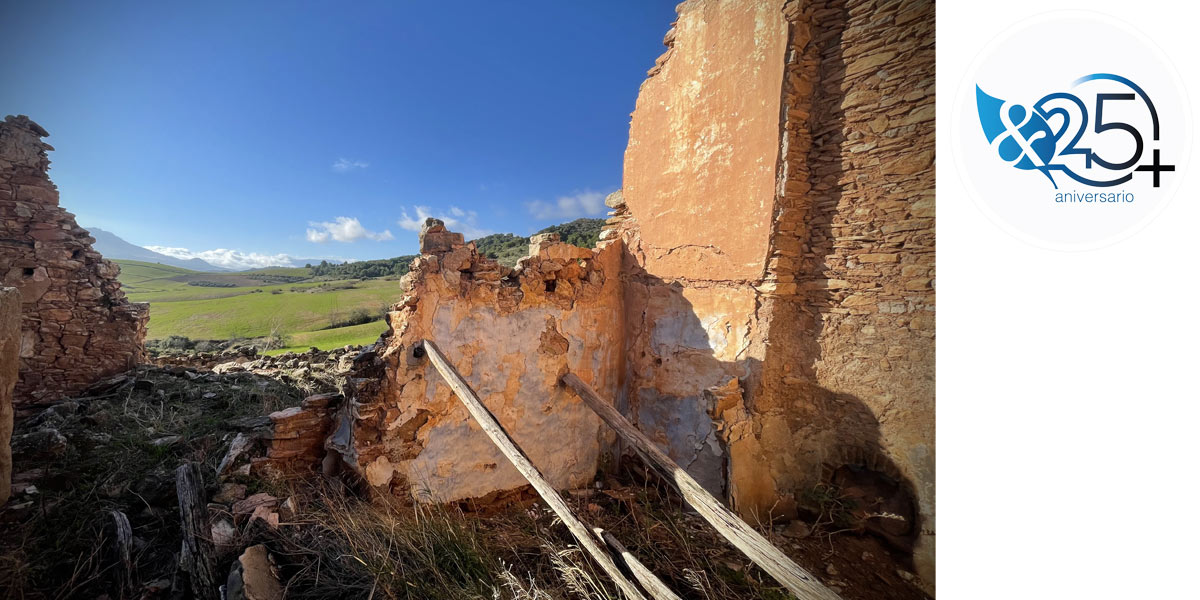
[
  {"xmin": 1, "ymin": 286, "xmax": 20, "ymax": 504},
  {"xmin": 0, "ymin": 115, "xmax": 148, "ymax": 407},
  {"xmin": 616, "ymin": 0, "xmax": 791, "ymax": 499},
  {"xmin": 334, "ymin": 220, "xmax": 624, "ymax": 502},
  {"xmin": 329, "ymin": 0, "xmax": 934, "ymax": 587},
  {"xmin": 613, "ymin": 0, "xmax": 935, "ymax": 587}
]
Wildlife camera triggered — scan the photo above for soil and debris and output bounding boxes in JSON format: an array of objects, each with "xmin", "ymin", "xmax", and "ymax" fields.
[{"xmin": 1, "ymin": 358, "xmax": 929, "ymax": 600}]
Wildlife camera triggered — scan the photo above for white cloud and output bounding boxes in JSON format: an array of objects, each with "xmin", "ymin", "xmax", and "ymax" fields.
[
  {"xmin": 397, "ymin": 205, "xmax": 491, "ymax": 239},
  {"xmin": 525, "ymin": 190, "xmax": 609, "ymax": 220},
  {"xmin": 331, "ymin": 158, "xmax": 369, "ymax": 173},
  {"xmin": 306, "ymin": 216, "xmax": 393, "ymax": 243},
  {"xmin": 146, "ymin": 246, "xmax": 302, "ymax": 270}
]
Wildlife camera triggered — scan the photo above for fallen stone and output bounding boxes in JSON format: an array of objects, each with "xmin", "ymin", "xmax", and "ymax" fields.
[
  {"xmin": 249, "ymin": 504, "xmax": 280, "ymax": 529},
  {"xmin": 10, "ymin": 427, "xmax": 68, "ymax": 460},
  {"xmin": 278, "ymin": 496, "xmax": 298, "ymax": 521},
  {"xmin": 232, "ymin": 493, "xmax": 279, "ymax": 521},
  {"xmin": 213, "ymin": 483, "xmax": 248, "ymax": 504},
  {"xmin": 783, "ymin": 520, "xmax": 812, "ymax": 539},
  {"xmin": 211, "ymin": 518, "xmax": 237, "ymax": 551},
  {"xmin": 217, "ymin": 433, "xmax": 253, "ymax": 478},
  {"xmin": 233, "ymin": 544, "xmax": 283, "ymax": 600}
]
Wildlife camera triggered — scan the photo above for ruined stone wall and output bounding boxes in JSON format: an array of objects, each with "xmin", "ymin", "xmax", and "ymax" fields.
[
  {"xmin": 1, "ymin": 286, "xmax": 20, "ymax": 504},
  {"xmin": 0, "ymin": 116, "xmax": 148, "ymax": 407},
  {"xmin": 614, "ymin": 0, "xmax": 935, "ymax": 587},
  {"xmin": 773, "ymin": 0, "xmax": 935, "ymax": 583},
  {"xmin": 333, "ymin": 221, "xmax": 624, "ymax": 502},
  {"xmin": 616, "ymin": 0, "xmax": 791, "ymax": 500},
  {"xmin": 330, "ymin": 0, "xmax": 934, "ymax": 586}
]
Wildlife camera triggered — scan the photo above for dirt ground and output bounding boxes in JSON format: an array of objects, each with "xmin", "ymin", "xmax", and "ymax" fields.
[{"xmin": 1, "ymin": 364, "xmax": 929, "ymax": 600}]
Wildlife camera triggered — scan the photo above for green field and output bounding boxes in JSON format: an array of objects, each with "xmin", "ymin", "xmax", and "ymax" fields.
[{"xmin": 116, "ymin": 260, "xmax": 398, "ymax": 350}]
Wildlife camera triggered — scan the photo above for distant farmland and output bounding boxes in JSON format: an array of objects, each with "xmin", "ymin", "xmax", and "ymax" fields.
[{"xmin": 115, "ymin": 260, "xmax": 396, "ymax": 353}]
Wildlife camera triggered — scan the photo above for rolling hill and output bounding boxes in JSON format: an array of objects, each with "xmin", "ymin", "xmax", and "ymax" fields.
[
  {"xmin": 115, "ymin": 260, "xmax": 394, "ymax": 353},
  {"xmin": 112, "ymin": 218, "xmax": 606, "ymax": 353},
  {"xmin": 87, "ymin": 227, "xmax": 227, "ymax": 271}
]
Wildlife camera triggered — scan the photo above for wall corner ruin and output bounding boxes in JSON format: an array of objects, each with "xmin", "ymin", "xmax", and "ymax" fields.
[{"xmin": 0, "ymin": 115, "xmax": 148, "ymax": 408}]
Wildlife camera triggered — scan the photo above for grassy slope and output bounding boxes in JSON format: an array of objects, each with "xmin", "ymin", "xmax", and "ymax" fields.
[
  {"xmin": 264, "ymin": 320, "xmax": 390, "ymax": 355},
  {"xmin": 116, "ymin": 259, "xmax": 397, "ymax": 347}
]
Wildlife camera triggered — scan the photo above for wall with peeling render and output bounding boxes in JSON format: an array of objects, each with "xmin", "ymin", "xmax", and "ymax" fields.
[
  {"xmin": 336, "ymin": 0, "xmax": 934, "ymax": 588},
  {"xmin": 336, "ymin": 228, "xmax": 624, "ymax": 502},
  {"xmin": 613, "ymin": 0, "xmax": 935, "ymax": 587}
]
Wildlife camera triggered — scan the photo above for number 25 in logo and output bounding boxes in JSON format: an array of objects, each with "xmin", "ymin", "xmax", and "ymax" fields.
[{"xmin": 976, "ymin": 74, "xmax": 1174, "ymax": 189}]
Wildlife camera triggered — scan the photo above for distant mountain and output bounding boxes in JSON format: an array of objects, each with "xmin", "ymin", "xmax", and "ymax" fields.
[{"xmin": 86, "ymin": 227, "xmax": 228, "ymax": 272}]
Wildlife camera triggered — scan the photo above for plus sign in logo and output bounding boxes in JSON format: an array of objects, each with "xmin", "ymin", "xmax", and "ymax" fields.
[{"xmin": 954, "ymin": 12, "xmax": 1189, "ymax": 250}]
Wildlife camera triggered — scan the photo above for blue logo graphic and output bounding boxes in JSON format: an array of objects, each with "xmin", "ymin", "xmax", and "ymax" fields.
[{"xmin": 976, "ymin": 74, "xmax": 1174, "ymax": 189}]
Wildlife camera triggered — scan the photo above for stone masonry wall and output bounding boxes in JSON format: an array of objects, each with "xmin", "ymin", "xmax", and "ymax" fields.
[
  {"xmin": 770, "ymin": 0, "xmax": 936, "ymax": 585},
  {"xmin": 0, "ymin": 116, "xmax": 148, "ymax": 408},
  {"xmin": 321, "ymin": 1, "xmax": 934, "ymax": 587},
  {"xmin": 1, "ymin": 286, "xmax": 20, "ymax": 504},
  {"xmin": 329, "ymin": 220, "xmax": 624, "ymax": 502},
  {"xmin": 613, "ymin": 0, "xmax": 935, "ymax": 589}
]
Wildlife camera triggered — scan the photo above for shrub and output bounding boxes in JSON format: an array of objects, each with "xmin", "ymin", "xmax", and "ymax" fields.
[
  {"xmin": 163, "ymin": 335, "xmax": 193, "ymax": 350},
  {"xmin": 329, "ymin": 308, "xmax": 376, "ymax": 329}
]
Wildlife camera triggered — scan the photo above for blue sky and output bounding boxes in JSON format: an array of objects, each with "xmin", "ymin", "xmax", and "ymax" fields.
[{"xmin": 0, "ymin": 1, "xmax": 677, "ymax": 268}]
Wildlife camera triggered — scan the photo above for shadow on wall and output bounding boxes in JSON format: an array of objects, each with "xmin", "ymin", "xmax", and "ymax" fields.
[
  {"xmin": 613, "ymin": 0, "xmax": 930, "ymax": 567},
  {"xmin": 619, "ymin": 265, "xmax": 922, "ymax": 564}
]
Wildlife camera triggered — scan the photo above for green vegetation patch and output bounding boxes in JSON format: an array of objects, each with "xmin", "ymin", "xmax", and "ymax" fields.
[
  {"xmin": 265, "ymin": 320, "xmax": 388, "ymax": 355},
  {"xmin": 474, "ymin": 218, "xmax": 604, "ymax": 267}
]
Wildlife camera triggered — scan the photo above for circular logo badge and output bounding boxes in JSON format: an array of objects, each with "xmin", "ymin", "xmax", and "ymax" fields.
[{"xmin": 953, "ymin": 12, "xmax": 1189, "ymax": 250}]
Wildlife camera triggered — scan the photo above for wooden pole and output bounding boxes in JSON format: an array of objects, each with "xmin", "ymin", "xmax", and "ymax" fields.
[
  {"xmin": 109, "ymin": 510, "xmax": 134, "ymax": 597},
  {"xmin": 175, "ymin": 462, "xmax": 219, "ymax": 600},
  {"xmin": 422, "ymin": 340, "xmax": 648, "ymax": 600},
  {"xmin": 561, "ymin": 373, "xmax": 842, "ymax": 600},
  {"xmin": 594, "ymin": 528, "xmax": 682, "ymax": 600}
]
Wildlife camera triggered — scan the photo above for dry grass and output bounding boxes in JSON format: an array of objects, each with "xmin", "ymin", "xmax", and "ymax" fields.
[
  {"xmin": 261, "ymin": 472, "xmax": 798, "ymax": 600},
  {"xmin": 2, "ymin": 367, "xmax": 924, "ymax": 600},
  {"xmin": 0, "ymin": 367, "xmax": 306, "ymax": 600}
]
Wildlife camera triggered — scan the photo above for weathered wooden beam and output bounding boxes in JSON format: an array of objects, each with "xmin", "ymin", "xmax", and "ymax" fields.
[
  {"xmin": 422, "ymin": 340, "xmax": 648, "ymax": 600},
  {"xmin": 594, "ymin": 527, "xmax": 682, "ymax": 600},
  {"xmin": 175, "ymin": 461, "xmax": 219, "ymax": 600},
  {"xmin": 561, "ymin": 372, "xmax": 842, "ymax": 600},
  {"xmin": 109, "ymin": 510, "xmax": 133, "ymax": 597}
]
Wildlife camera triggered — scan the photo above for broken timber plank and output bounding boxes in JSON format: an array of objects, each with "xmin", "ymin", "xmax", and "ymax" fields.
[
  {"xmin": 175, "ymin": 461, "xmax": 220, "ymax": 600},
  {"xmin": 422, "ymin": 340, "xmax": 648, "ymax": 600},
  {"xmin": 594, "ymin": 527, "xmax": 682, "ymax": 600},
  {"xmin": 561, "ymin": 372, "xmax": 842, "ymax": 600},
  {"xmin": 109, "ymin": 510, "xmax": 134, "ymax": 597}
]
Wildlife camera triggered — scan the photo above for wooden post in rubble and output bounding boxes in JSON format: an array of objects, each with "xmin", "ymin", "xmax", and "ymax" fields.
[
  {"xmin": 561, "ymin": 372, "xmax": 843, "ymax": 600},
  {"xmin": 594, "ymin": 528, "xmax": 682, "ymax": 600},
  {"xmin": 422, "ymin": 340, "xmax": 648, "ymax": 600},
  {"xmin": 175, "ymin": 461, "xmax": 219, "ymax": 600}
]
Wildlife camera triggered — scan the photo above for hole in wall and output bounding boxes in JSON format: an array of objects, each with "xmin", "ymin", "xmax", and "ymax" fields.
[
  {"xmin": 23, "ymin": 267, "xmax": 34, "ymax": 277},
  {"xmin": 412, "ymin": 346, "xmax": 426, "ymax": 359},
  {"xmin": 544, "ymin": 279, "xmax": 557, "ymax": 293}
]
